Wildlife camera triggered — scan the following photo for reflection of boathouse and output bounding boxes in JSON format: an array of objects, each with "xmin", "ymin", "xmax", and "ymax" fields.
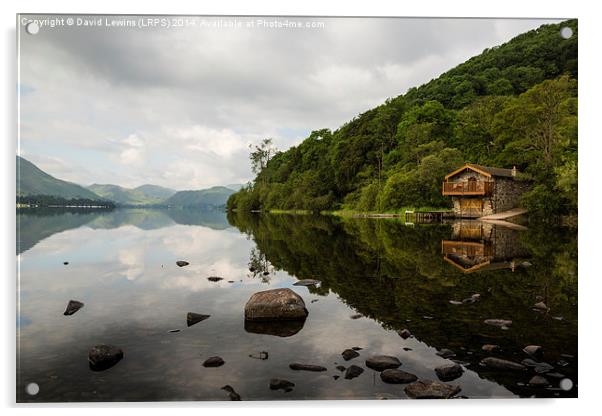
[
  {"xmin": 441, "ymin": 221, "xmax": 530, "ymax": 273},
  {"xmin": 442, "ymin": 164, "xmax": 530, "ymax": 218}
]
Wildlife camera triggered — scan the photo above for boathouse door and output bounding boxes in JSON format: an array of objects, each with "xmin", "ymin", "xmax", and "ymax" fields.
[{"xmin": 460, "ymin": 198, "xmax": 483, "ymax": 218}]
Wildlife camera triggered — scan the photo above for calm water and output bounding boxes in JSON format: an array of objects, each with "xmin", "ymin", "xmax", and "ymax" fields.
[{"xmin": 16, "ymin": 208, "xmax": 578, "ymax": 402}]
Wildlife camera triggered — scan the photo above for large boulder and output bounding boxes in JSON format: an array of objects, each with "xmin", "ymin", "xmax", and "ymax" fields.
[{"xmin": 244, "ymin": 288, "xmax": 308, "ymax": 321}]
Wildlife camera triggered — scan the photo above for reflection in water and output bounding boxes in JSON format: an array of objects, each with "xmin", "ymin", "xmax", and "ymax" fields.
[
  {"xmin": 17, "ymin": 209, "xmax": 577, "ymax": 401},
  {"xmin": 441, "ymin": 221, "xmax": 531, "ymax": 273},
  {"xmin": 244, "ymin": 319, "xmax": 306, "ymax": 338}
]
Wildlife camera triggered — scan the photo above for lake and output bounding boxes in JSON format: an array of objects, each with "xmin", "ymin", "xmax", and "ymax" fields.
[{"xmin": 16, "ymin": 208, "xmax": 578, "ymax": 401}]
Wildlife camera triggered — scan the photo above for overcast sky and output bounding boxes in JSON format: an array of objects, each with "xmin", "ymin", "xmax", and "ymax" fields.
[{"xmin": 18, "ymin": 16, "xmax": 562, "ymax": 190}]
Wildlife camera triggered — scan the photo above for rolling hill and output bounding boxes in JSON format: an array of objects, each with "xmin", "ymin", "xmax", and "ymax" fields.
[
  {"xmin": 87, "ymin": 184, "xmax": 175, "ymax": 206},
  {"xmin": 17, "ymin": 156, "xmax": 102, "ymax": 200},
  {"xmin": 164, "ymin": 186, "xmax": 235, "ymax": 208}
]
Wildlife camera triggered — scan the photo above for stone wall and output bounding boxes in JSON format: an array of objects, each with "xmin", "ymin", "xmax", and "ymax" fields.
[{"xmin": 492, "ymin": 177, "xmax": 531, "ymax": 213}]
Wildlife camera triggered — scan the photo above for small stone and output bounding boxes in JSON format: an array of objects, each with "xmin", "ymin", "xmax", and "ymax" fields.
[
  {"xmin": 449, "ymin": 300, "xmax": 463, "ymax": 305},
  {"xmin": 423, "ymin": 316, "xmax": 434, "ymax": 320},
  {"xmin": 311, "ymin": 299, "xmax": 319, "ymax": 303},
  {"xmin": 480, "ymin": 357, "xmax": 526, "ymax": 371},
  {"xmin": 187, "ymin": 312, "xmax": 211, "ymax": 327},
  {"xmin": 482, "ymin": 344, "xmax": 499, "ymax": 353},
  {"xmin": 352, "ymin": 347, "xmax": 363, "ymax": 351},
  {"xmin": 380, "ymin": 369, "xmax": 418, "ymax": 384},
  {"xmin": 484, "ymin": 319, "xmax": 512, "ymax": 329},
  {"xmin": 168, "ymin": 329, "xmax": 180, "ymax": 333},
  {"xmin": 333, "ymin": 375, "xmax": 340, "ymax": 380},
  {"xmin": 436, "ymin": 349, "xmax": 456, "ymax": 358},
  {"xmin": 533, "ymin": 301, "xmax": 549, "ymax": 311},
  {"xmin": 336, "ymin": 365, "xmax": 346, "ymax": 372},
  {"xmin": 403, "ymin": 347, "xmax": 413, "ymax": 351},
  {"xmin": 63, "ymin": 300, "xmax": 84, "ymax": 316},
  {"xmin": 228, "ymin": 281, "xmax": 235, "ymax": 283},
  {"xmin": 269, "ymin": 379, "xmax": 295, "ymax": 392},
  {"xmin": 546, "ymin": 372, "xmax": 566, "ymax": 379},
  {"xmin": 398, "ymin": 329, "xmax": 412, "ymax": 339},
  {"xmin": 462, "ymin": 297, "xmax": 477, "ymax": 304},
  {"xmin": 557, "ymin": 360, "xmax": 569, "ymax": 367},
  {"xmin": 350, "ymin": 314, "xmax": 363, "ymax": 320},
  {"xmin": 344, "ymin": 365, "xmax": 364, "ymax": 379},
  {"xmin": 471, "ymin": 293, "xmax": 481, "ymax": 300},
  {"xmin": 342, "ymin": 349, "xmax": 360, "ymax": 361},
  {"xmin": 63, "ymin": 261, "xmax": 69, "ymax": 265},
  {"xmin": 435, "ymin": 363, "xmax": 464, "ymax": 381},
  {"xmin": 221, "ymin": 385, "xmax": 241, "ymax": 401},
  {"xmin": 523, "ymin": 345, "xmax": 543, "ymax": 359},
  {"xmin": 88, "ymin": 345, "xmax": 124, "ymax": 371},
  {"xmin": 293, "ymin": 279, "xmax": 321, "ymax": 286},
  {"xmin": 263, "ymin": 271, "xmax": 270, "ymax": 276},
  {"xmin": 176, "ymin": 260, "xmax": 189, "ymax": 267},
  {"xmin": 207, "ymin": 276, "xmax": 223, "ymax": 282},
  {"xmin": 529, "ymin": 375, "xmax": 550, "ymax": 387},
  {"xmin": 365, "ymin": 355, "xmax": 401, "ymax": 371},
  {"xmin": 249, "ymin": 267, "xmax": 256, "ymax": 272},
  {"xmin": 289, "ymin": 363, "xmax": 327, "ymax": 372},
  {"xmin": 203, "ymin": 356, "xmax": 225, "ymax": 367},
  {"xmin": 404, "ymin": 380, "xmax": 461, "ymax": 399}
]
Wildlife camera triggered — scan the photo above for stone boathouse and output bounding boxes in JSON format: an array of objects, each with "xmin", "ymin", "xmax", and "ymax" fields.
[{"xmin": 442, "ymin": 163, "xmax": 530, "ymax": 218}]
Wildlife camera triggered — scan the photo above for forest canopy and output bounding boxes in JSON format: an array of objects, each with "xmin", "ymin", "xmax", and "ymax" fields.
[{"xmin": 228, "ymin": 20, "xmax": 577, "ymax": 218}]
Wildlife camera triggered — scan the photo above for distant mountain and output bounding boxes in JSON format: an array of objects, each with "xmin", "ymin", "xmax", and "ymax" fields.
[
  {"xmin": 17, "ymin": 156, "xmax": 102, "ymax": 200},
  {"xmin": 134, "ymin": 184, "xmax": 176, "ymax": 200},
  {"xmin": 226, "ymin": 183, "xmax": 245, "ymax": 192},
  {"xmin": 87, "ymin": 184, "xmax": 166, "ymax": 206},
  {"xmin": 165, "ymin": 186, "xmax": 235, "ymax": 208}
]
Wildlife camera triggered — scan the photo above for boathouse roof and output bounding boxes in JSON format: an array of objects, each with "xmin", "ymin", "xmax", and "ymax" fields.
[{"xmin": 444, "ymin": 163, "xmax": 516, "ymax": 180}]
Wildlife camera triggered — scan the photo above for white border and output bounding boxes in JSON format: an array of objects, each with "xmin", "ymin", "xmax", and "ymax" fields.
[{"xmin": 2, "ymin": 1, "xmax": 599, "ymax": 415}]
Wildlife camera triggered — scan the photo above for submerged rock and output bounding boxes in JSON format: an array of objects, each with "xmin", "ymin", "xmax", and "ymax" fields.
[
  {"xmin": 436, "ymin": 349, "xmax": 456, "ymax": 359},
  {"xmin": 482, "ymin": 344, "xmax": 500, "ymax": 353},
  {"xmin": 63, "ymin": 300, "xmax": 84, "ymax": 316},
  {"xmin": 529, "ymin": 375, "xmax": 550, "ymax": 387},
  {"xmin": 398, "ymin": 329, "xmax": 412, "ymax": 339},
  {"xmin": 523, "ymin": 345, "xmax": 544, "ymax": 359},
  {"xmin": 344, "ymin": 365, "xmax": 364, "ymax": 379},
  {"xmin": 249, "ymin": 351, "xmax": 269, "ymax": 360},
  {"xmin": 176, "ymin": 261, "xmax": 189, "ymax": 267},
  {"xmin": 380, "ymin": 369, "xmax": 418, "ymax": 384},
  {"xmin": 480, "ymin": 357, "xmax": 526, "ymax": 371},
  {"xmin": 293, "ymin": 279, "xmax": 321, "ymax": 287},
  {"xmin": 435, "ymin": 363, "xmax": 464, "ymax": 381},
  {"xmin": 187, "ymin": 312, "xmax": 211, "ymax": 327},
  {"xmin": 203, "ymin": 356, "xmax": 225, "ymax": 367},
  {"xmin": 365, "ymin": 355, "xmax": 401, "ymax": 371},
  {"xmin": 521, "ymin": 358, "xmax": 554, "ymax": 373},
  {"xmin": 207, "ymin": 276, "xmax": 224, "ymax": 282},
  {"xmin": 341, "ymin": 349, "xmax": 360, "ymax": 361},
  {"xmin": 221, "ymin": 385, "xmax": 241, "ymax": 401},
  {"xmin": 270, "ymin": 379, "xmax": 295, "ymax": 392},
  {"xmin": 289, "ymin": 363, "xmax": 327, "ymax": 372},
  {"xmin": 89, "ymin": 345, "xmax": 123, "ymax": 371},
  {"xmin": 404, "ymin": 380, "xmax": 461, "ymax": 399},
  {"xmin": 484, "ymin": 319, "xmax": 513, "ymax": 329},
  {"xmin": 244, "ymin": 288, "xmax": 308, "ymax": 321}
]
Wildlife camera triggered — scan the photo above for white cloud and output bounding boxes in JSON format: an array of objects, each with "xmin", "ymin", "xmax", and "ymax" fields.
[{"xmin": 18, "ymin": 16, "xmax": 563, "ymax": 189}]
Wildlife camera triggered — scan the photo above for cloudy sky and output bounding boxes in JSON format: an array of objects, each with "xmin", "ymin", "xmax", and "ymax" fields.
[{"xmin": 18, "ymin": 16, "xmax": 562, "ymax": 190}]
